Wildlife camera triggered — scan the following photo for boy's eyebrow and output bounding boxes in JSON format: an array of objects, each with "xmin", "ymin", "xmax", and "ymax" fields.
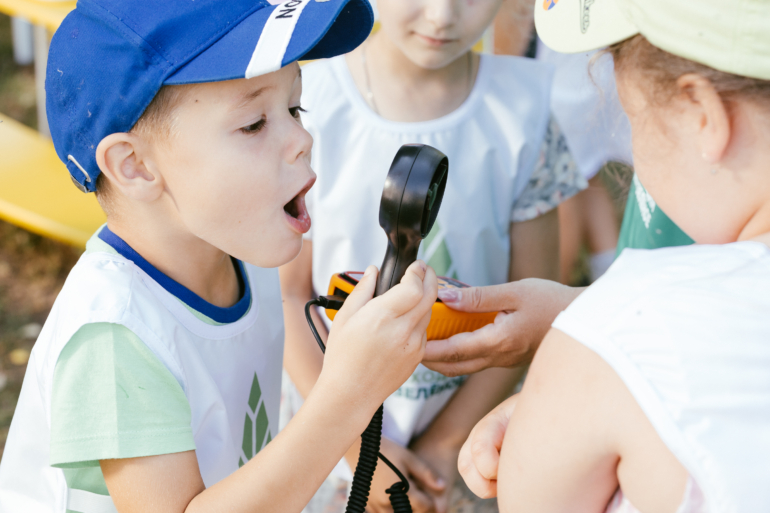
[
  {"xmin": 232, "ymin": 86, "xmax": 272, "ymax": 111},
  {"xmin": 232, "ymin": 66, "xmax": 301, "ymax": 111}
]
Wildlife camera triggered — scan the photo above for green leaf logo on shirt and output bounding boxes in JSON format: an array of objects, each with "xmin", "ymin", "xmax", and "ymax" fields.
[
  {"xmin": 422, "ymin": 221, "xmax": 458, "ymax": 279},
  {"xmin": 239, "ymin": 373, "xmax": 272, "ymax": 467}
]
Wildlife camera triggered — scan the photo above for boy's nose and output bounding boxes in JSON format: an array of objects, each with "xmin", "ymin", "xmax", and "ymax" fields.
[{"xmin": 286, "ymin": 122, "xmax": 314, "ymax": 165}]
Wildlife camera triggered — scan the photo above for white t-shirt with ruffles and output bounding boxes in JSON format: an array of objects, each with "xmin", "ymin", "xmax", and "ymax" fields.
[{"xmin": 299, "ymin": 54, "xmax": 585, "ymax": 461}]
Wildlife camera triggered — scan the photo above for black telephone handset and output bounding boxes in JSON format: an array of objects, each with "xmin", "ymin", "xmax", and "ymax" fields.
[
  {"xmin": 304, "ymin": 144, "xmax": 449, "ymax": 513},
  {"xmin": 344, "ymin": 144, "xmax": 449, "ymax": 513},
  {"xmin": 375, "ymin": 144, "xmax": 448, "ymax": 297}
]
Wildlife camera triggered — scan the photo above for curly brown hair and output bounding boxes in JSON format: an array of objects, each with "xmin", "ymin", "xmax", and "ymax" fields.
[{"xmin": 606, "ymin": 35, "xmax": 770, "ymax": 108}]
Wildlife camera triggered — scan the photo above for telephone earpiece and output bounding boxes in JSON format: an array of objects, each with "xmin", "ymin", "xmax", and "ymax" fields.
[{"xmin": 375, "ymin": 144, "xmax": 448, "ymax": 297}]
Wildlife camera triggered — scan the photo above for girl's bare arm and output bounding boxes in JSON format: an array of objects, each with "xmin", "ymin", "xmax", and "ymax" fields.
[{"xmin": 496, "ymin": 329, "xmax": 688, "ymax": 513}]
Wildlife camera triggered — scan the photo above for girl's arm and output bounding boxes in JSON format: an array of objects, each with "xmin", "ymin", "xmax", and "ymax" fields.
[
  {"xmin": 508, "ymin": 208, "xmax": 560, "ymax": 282},
  {"xmin": 279, "ymin": 240, "xmax": 326, "ymax": 398},
  {"xmin": 466, "ymin": 329, "xmax": 688, "ymax": 513}
]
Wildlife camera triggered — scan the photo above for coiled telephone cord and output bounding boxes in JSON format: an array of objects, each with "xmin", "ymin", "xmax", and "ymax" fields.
[{"xmin": 305, "ymin": 298, "xmax": 413, "ymax": 513}]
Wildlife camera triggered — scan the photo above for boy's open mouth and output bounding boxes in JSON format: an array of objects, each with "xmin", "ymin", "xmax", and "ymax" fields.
[
  {"xmin": 284, "ymin": 193, "xmax": 306, "ymax": 220},
  {"xmin": 283, "ymin": 178, "xmax": 315, "ymax": 234}
]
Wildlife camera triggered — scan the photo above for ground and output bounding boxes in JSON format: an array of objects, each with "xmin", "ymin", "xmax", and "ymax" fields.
[{"xmin": 0, "ymin": 14, "xmax": 81, "ymax": 458}]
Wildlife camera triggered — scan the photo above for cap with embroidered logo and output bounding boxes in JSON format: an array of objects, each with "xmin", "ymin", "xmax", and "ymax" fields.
[
  {"xmin": 535, "ymin": 0, "xmax": 770, "ymax": 81},
  {"xmin": 47, "ymin": 0, "xmax": 374, "ymax": 192}
]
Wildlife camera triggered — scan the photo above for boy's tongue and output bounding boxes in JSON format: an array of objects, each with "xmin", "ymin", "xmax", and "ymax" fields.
[{"xmin": 284, "ymin": 193, "xmax": 311, "ymax": 234}]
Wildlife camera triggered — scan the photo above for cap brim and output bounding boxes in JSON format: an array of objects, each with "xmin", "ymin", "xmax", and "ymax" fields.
[
  {"xmin": 534, "ymin": 0, "xmax": 639, "ymax": 54},
  {"xmin": 166, "ymin": 0, "xmax": 372, "ymax": 85}
]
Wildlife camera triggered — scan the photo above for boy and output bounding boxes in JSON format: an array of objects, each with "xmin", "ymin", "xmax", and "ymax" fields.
[{"xmin": 0, "ymin": 0, "xmax": 437, "ymax": 512}]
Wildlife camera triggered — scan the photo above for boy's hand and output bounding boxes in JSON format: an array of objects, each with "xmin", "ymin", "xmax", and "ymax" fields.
[
  {"xmin": 320, "ymin": 261, "xmax": 438, "ymax": 408},
  {"xmin": 457, "ymin": 395, "xmax": 518, "ymax": 499},
  {"xmin": 366, "ymin": 438, "xmax": 445, "ymax": 513}
]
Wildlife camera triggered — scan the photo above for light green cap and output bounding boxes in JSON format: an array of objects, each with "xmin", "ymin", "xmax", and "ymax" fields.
[{"xmin": 535, "ymin": 0, "xmax": 770, "ymax": 81}]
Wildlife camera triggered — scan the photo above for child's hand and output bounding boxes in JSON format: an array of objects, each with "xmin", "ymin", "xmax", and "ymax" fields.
[
  {"xmin": 365, "ymin": 438, "xmax": 446, "ymax": 513},
  {"xmin": 411, "ymin": 439, "xmax": 461, "ymax": 513},
  {"xmin": 423, "ymin": 279, "xmax": 584, "ymax": 377},
  {"xmin": 320, "ymin": 261, "xmax": 438, "ymax": 408},
  {"xmin": 457, "ymin": 395, "xmax": 519, "ymax": 499}
]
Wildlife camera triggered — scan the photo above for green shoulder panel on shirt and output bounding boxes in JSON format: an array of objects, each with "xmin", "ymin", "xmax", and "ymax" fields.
[
  {"xmin": 50, "ymin": 322, "xmax": 196, "ymax": 495},
  {"xmin": 617, "ymin": 174, "xmax": 694, "ymax": 254},
  {"xmin": 84, "ymin": 231, "xmax": 118, "ymax": 256}
]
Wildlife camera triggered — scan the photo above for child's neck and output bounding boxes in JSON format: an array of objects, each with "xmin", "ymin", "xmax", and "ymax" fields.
[
  {"xmin": 106, "ymin": 217, "xmax": 240, "ymax": 309},
  {"xmin": 346, "ymin": 31, "xmax": 478, "ymax": 123}
]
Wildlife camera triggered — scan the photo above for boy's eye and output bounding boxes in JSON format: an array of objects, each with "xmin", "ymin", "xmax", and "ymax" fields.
[
  {"xmin": 289, "ymin": 106, "xmax": 307, "ymax": 119},
  {"xmin": 241, "ymin": 116, "xmax": 267, "ymax": 134}
]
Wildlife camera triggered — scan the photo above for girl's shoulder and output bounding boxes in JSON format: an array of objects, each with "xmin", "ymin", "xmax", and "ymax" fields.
[{"xmin": 558, "ymin": 241, "xmax": 770, "ymax": 338}]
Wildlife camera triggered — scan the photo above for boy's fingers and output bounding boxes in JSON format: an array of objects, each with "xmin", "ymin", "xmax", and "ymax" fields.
[
  {"xmin": 419, "ymin": 266, "xmax": 439, "ymax": 313},
  {"xmin": 410, "ymin": 265, "xmax": 439, "ymax": 325},
  {"xmin": 333, "ymin": 265, "xmax": 378, "ymax": 325},
  {"xmin": 379, "ymin": 261, "xmax": 432, "ymax": 316},
  {"xmin": 407, "ymin": 258, "xmax": 428, "ymax": 281}
]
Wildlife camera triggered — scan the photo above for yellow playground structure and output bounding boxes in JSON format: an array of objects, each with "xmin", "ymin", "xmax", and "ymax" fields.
[{"xmin": 0, "ymin": 0, "xmax": 105, "ymax": 248}]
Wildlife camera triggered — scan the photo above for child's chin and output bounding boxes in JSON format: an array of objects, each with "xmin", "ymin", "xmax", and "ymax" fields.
[{"xmin": 257, "ymin": 237, "xmax": 304, "ymax": 269}]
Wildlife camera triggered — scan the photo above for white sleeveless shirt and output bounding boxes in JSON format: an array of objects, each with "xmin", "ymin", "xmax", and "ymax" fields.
[
  {"xmin": 553, "ymin": 242, "xmax": 770, "ymax": 513},
  {"xmin": 0, "ymin": 250, "xmax": 284, "ymax": 512}
]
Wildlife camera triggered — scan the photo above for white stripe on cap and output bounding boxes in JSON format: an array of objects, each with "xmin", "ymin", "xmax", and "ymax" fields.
[{"xmin": 246, "ymin": 0, "xmax": 311, "ymax": 79}]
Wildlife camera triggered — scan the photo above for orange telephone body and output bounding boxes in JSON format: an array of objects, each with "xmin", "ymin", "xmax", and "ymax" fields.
[{"xmin": 324, "ymin": 272, "xmax": 497, "ymax": 341}]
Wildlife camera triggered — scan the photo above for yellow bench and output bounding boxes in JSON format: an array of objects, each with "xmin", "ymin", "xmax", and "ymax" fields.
[
  {"xmin": 0, "ymin": 0, "xmax": 104, "ymax": 248},
  {"xmin": 0, "ymin": 0, "xmax": 73, "ymax": 33},
  {"xmin": 0, "ymin": 114, "xmax": 105, "ymax": 247}
]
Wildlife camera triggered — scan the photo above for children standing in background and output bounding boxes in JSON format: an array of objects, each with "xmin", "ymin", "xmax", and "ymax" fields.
[
  {"xmin": 280, "ymin": 0, "xmax": 585, "ymax": 511},
  {"xmin": 535, "ymin": 42, "xmax": 631, "ymax": 283}
]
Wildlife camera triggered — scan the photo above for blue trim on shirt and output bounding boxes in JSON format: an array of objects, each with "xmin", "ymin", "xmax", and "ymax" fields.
[{"xmin": 98, "ymin": 226, "xmax": 251, "ymax": 324}]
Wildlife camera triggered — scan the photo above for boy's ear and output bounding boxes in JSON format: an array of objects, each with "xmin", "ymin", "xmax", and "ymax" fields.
[{"xmin": 95, "ymin": 132, "xmax": 163, "ymax": 202}]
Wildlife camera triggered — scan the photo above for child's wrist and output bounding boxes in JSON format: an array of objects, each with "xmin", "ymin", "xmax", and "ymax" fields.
[{"xmin": 312, "ymin": 372, "xmax": 382, "ymax": 427}]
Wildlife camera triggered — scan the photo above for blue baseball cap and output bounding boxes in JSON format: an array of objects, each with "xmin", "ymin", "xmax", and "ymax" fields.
[{"xmin": 46, "ymin": 0, "xmax": 374, "ymax": 193}]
